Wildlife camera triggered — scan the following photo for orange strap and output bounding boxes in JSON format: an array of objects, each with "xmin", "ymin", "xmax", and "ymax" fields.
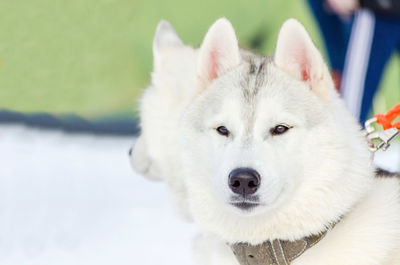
[{"xmin": 375, "ymin": 103, "xmax": 400, "ymax": 130}]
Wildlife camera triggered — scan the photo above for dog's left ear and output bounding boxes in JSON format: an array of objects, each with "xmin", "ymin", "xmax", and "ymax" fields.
[
  {"xmin": 197, "ymin": 18, "xmax": 241, "ymax": 87},
  {"xmin": 274, "ymin": 19, "xmax": 335, "ymax": 100}
]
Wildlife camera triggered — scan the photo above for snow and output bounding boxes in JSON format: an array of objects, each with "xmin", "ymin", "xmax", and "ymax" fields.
[
  {"xmin": 0, "ymin": 125, "xmax": 198, "ymax": 265},
  {"xmin": 0, "ymin": 125, "xmax": 398, "ymax": 265}
]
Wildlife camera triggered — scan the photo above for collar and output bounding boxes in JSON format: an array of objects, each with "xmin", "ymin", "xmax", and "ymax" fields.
[{"xmin": 230, "ymin": 222, "xmax": 338, "ymax": 265}]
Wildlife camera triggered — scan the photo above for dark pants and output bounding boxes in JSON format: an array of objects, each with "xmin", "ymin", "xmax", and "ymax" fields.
[
  {"xmin": 342, "ymin": 11, "xmax": 400, "ymax": 123},
  {"xmin": 307, "ymin": 0, "xmax": 400, "ymax": 123},
  {"xmin": 307, "ymin": 0, "xmax": 352, "ymax": 71}
]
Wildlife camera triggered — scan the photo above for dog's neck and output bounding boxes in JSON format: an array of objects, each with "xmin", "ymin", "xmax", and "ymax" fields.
[{"xmin": 230, "ymin": 221, "xmax": 337, "ymax": 265}]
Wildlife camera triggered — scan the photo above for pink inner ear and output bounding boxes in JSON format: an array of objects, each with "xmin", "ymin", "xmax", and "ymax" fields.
[
  {"xmin": 208, "ymin": 49, "xmax": 219, "ymax": 80},
  {"xmin": 301, "ymin": 68, "xmax": 309, "ymax": 81},
  {"xmin": 296, "ymin": 49, "xmax": 310, "ymax": 82}
]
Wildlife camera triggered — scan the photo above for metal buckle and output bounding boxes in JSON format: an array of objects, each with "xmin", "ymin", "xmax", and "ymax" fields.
[{"xmin": 365, "ymin": 117, "xmax": 400, "ymax": 152}]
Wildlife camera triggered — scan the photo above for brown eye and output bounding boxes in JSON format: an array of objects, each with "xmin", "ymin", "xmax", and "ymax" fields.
[
  {"xmin": 216, "ymin": 126, "xmax": 230, "ymax": 137},
  {"xmin": 271, "ymin": 124, "xmax": 290, "ymax": 136}
]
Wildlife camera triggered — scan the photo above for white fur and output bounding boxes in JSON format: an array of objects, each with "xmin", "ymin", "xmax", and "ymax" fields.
[
  {"xmin": 130, "ymin": 20, "xmax": 198, "ymax": 219},
  {"xmin": 132, "ymin": 18, "xmax": 400, "ymax": 264},
  {"xmin": 193, "ymin": 233, "xmax": 238, "ymax": 265},
  {"xmin": 180, "ymin": 19, "xmax": 400, "ymax": 264}
]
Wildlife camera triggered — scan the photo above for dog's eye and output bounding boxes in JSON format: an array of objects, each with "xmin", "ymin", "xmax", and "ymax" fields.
[
  {"xmin": 216, "ymin": 126, "xmax": 230, "ymax": 137},
  {"xmin": 270, "ymin": 124, "xmax": 291, "ymax": 136}
]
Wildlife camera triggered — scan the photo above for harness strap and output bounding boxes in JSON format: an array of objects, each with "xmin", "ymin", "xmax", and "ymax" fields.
[{"xmin": 231, "ymin": 230, "xmax": 328, "ymax": 265}]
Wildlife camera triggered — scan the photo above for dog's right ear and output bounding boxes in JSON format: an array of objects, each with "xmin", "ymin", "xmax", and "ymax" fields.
[
  {"xmin": 197, "ymin": 18, "xmax": 241, "ymax": 87},
  {"xmin": 153, "ymin": 20, "xmax": 183, "ymax": 66}
]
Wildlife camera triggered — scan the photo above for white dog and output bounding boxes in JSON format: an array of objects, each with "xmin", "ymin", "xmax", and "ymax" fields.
[
  {"xmin": 131, "ymin": 18, "xmax": 400, "ymax": 264},
  {"xmin": 129, "ymin": 20, "xmax": 198, "ymax": 220},
  {"xmin": 179, "ymin": 18, "xmax": 400, "ymax": 264}
]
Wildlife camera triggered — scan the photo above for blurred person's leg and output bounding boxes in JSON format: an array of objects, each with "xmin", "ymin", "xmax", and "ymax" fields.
[
  {"xmin": 341, "ymin": 10, "xmax": 398, "ymax": 123},
  {"xmin": 307, "ymin": 0, "xmax": 352, "ymax": 89}
]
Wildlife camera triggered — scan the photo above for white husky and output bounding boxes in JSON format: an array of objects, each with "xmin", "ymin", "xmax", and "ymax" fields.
[
  {"xmin": 129, "ymin": 20, "xmax": 197, "ymax": 220},
  {"xmin": 179, "ymin": 18, "xmax": 400, "ymax": 264},
  {"xmin": 132, "ymin": 18, "xmax": 400, "ymax": 264}
]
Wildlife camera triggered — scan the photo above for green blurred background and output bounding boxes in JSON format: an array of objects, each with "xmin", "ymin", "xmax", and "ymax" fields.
[{"xmin": 0, "ymin": 0, "xmax": 399, "ymax": 120}]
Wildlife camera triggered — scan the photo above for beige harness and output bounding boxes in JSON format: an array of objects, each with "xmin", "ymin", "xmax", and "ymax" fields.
[{"xmin": 230, "ymin": 231, "xmax": 327, "ymax": 265}]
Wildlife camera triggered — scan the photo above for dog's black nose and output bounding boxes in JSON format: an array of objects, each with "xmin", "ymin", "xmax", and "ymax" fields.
[
  {"xmin": 128, "ymin": 147, "xmax": 133, "ymax": 156},
  {"xmin": 228, "ymin": 168, "xmax": 260, "ymax": 196}
]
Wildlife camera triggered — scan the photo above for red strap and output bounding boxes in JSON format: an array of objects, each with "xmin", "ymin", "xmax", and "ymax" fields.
[{"xmin": 375, "ymin": 103, "xmax": 400, "ymax": 130}]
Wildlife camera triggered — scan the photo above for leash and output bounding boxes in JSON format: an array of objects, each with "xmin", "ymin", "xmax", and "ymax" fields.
[{"xmin": 365, "ymin": 103, "xmax": 400, "ymax": 153}]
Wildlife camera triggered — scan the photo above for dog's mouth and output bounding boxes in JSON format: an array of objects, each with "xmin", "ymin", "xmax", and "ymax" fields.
[
  {"xmin": 230, "ymin": 195, "xmax": 260, "ymax": 210},
  {"xmin": 230, "ymin": 202, "xmax": 259, "ymax": 210}
]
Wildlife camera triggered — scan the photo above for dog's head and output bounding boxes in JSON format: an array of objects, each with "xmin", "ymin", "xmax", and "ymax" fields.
[
  {"xmin": 129, "ymin": 21, "xmax": 197, "ymax": 219},
  {"xmin": 180, "ymin": 18, "xmax": 374, "ymax": 243}
]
